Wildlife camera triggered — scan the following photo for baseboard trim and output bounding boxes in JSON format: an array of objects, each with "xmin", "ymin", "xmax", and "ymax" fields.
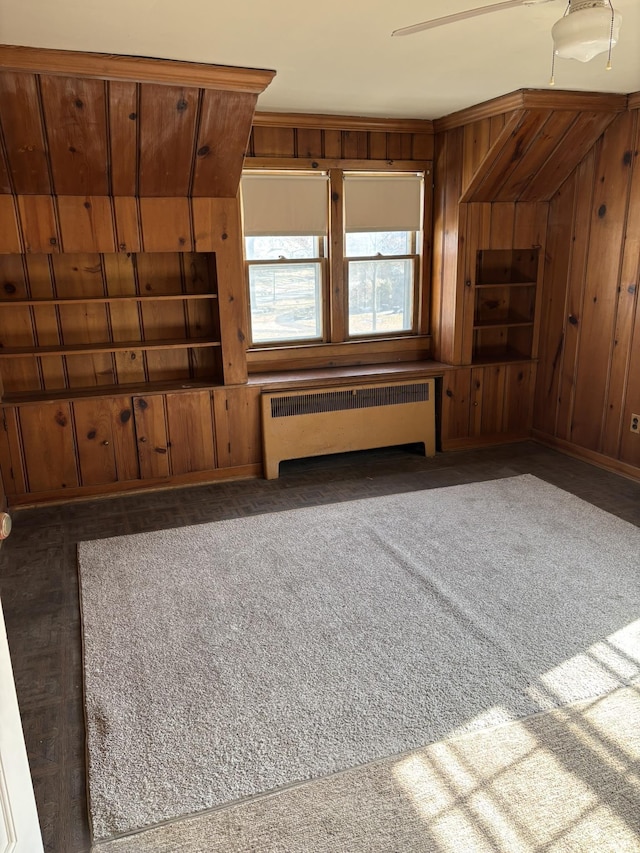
[
  {"xmin": 6, "ymin": 464, "xmax": 263, "ymax": 508},
  {"xmin": 441, "ymin": 432, "xmax": 530, "ymax": 451},
  {"xmin": 531, "ymin": 431, "xmax": 640, "ymax": 483}
]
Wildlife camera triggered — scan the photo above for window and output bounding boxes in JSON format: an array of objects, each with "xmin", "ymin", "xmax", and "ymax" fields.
[
  {"xmin": 245, "ymin": 235, "xmax": 324, "ymax": 343},
  {"xmin": 241, "ymin": 170, "xmax": 424, "ymax": 347},
  {"xmin": 344, "ymin": 173, "xmax": 422, "ymax": 338}
]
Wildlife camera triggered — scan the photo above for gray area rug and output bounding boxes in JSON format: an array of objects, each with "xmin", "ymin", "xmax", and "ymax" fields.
[{"xmin": 78, "ymin": 474, "xmax": 640, "ymax": 841}]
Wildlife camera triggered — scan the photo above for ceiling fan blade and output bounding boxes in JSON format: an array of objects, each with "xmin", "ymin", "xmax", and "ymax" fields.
[{"xmin": 391, "ymin": 0, "xmax": 527, "ymax": 37}]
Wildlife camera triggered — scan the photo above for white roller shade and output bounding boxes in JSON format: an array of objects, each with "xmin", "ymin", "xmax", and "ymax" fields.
[
  {"xmin": 344, "ymin": 174, "xmax": 423, "ymax": 233},
  {"xmin": 241, "ymin": 174, "xmax": 329, "ymax": 236}
]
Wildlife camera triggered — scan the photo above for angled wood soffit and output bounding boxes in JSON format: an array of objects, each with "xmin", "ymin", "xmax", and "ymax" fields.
[
  {"xmin": 438, "ymin": 89, "xmax": 629, "ymax": 204},
  {"xmin": 0, "ymin": 44, "xmax": 276, "ymax": 198}
]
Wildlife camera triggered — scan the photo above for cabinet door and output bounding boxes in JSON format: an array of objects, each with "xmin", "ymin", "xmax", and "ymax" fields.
[
  {"xmin": 165, "ymin": 391, "xmax": 215, "ymax": 475},
  {"xmin": 441, "ymin": 369, "xmax": 472, "ymax": 443},
  {"xmin": 18, "ymin": 403, "xmax": 79, "ymax": 493},
  {"xmin": 442, "ymin": 364, "xmax": 533, "ymax": 448},
  {"xmin": 471, "ymin": 365, "xmax": 506, "ymax": 436},
  {"xmin": 503, "ymin": 362, "xmax": 533, "ymax": 434},
  {"xmin": 73, "ymin": 397, "xmax": 139, "ymax": 486},
  {"xmin": 212, "ymin": 386, "xmax": 261, "ymax": 468},
  {"xmin": 133, "ymin": 395, "xmax": 170, "ymax": 479}
]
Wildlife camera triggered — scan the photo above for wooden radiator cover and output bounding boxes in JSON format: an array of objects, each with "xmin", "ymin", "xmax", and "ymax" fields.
[{"xmin": 260, "ymin": 379, "xmax": 436, "ymax": 479}]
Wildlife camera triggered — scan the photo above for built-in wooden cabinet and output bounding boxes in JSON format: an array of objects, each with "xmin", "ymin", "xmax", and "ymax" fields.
[
  {"xmin": 0, "ymin": 387, "xmax": 262, "ymax": 503},
  {"xmin": 440, "ymin": 362, "xmax": 535, "ymax": 449},
  {"xmin": 0, "ymin": 46, "xmax": 275, "ymax": 504}
]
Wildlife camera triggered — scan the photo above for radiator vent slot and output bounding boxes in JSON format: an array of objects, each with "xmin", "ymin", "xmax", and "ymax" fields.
[{"xmin": 271, "ymin": 382, "xmax": 430, "ymax": 419}]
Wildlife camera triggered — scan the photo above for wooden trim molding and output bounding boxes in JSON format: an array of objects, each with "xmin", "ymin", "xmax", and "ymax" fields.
[
  {"xmin": 6, "ymin": 463, "xmax": 263, "ymax": 508},
  {"xmin": 245, "ymin": 157, "xmax": 432, "ymax": 172},
  {"xmin": 0, "ymin": 44, "xmax": 276, "ymax": 93},
  {"xmin": 441, "ymin": 432, "xmax": 530, "ymax": 451},
  {"xmin": 532, "ymin": 431, "xmax": 640, "ymax": 483},
  {"xmin": 435, "ymin": 92, "xmax": 524, "ymax": 132},
  {"xmin": 628, "ymin": 92, "xmax": 640, "ymax": 110},
  {"xmin": 253, "ymin": 111, "xmax": 433, "ymax": 134},
  {"xmin": 520, "ymin": 89, "xmax": 628, "ymax": 112},
  {"xmin": 434, "ymin": 88, "xmax": 628, "ymax": 132}
]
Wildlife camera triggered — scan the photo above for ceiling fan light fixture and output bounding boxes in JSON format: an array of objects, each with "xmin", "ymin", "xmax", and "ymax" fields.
[{"xmin": 551, "ymin": 1, "xmax": 621, "ymax": 63}]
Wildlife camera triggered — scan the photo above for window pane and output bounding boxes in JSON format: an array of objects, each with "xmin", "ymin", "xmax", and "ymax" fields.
[
  {"xmin": 249, "ymin": 263, "xmax": 323, "ymax": 343},
  {"xmin": 348, "ymin": 259, "xmax": 414, "ymax": 336},
  {"xmin": 345, "ymin": 231, "xmax": 413, "ymax": 258},
  {"xmin": 245, "ymin": 236, "xmax": 318, "ymax": 261}
]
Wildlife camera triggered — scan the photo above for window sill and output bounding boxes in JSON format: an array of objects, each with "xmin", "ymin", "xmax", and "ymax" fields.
[
  {"xmin": 247, "ymin": 334, "xmax": 432, "ymax": 373},
  {"xmin": 247, "ymin": 358, "xmax": 449, "ymax": 392}
]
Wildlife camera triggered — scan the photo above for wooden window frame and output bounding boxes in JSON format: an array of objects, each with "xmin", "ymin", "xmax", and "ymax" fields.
[{"xmin": 242, "ymin": 164, "xmax": 432, "ymax": 351}]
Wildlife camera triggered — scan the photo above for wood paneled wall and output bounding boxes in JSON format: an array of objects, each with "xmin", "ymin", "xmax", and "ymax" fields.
[
  {"xmin": 534, "ymin": 109, "xmax": 640, "ymax": 475},
  {"xmin": 432, "ymin": 95, "xmax": 624, "ymax": 366},
  {"xmin": 248, "ymin": 116, "xmax": 433, "ymax": 163},
  {"xmin": 432, "ymin": 113, "xmax": 508, "ymax": 363},
  {"xmin": 0, "ymin": 70, "xmax": 259, "ymax": 198},
  {"xmin": 0, "ymin": 192, "xmax": 243, "ymax": 255}
]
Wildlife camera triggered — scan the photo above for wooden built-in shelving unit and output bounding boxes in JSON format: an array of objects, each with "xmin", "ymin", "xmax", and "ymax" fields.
[
  {"xmin": 0, "ymin": 251, "xmax": 223, "ymax": 401},
  {"xmin": 0, "ymin": 45, "xmax": 274, "ymax": 504},
  {"xmin": 472, "ymin": 248, "xmax": 539, "ymax": 364}
]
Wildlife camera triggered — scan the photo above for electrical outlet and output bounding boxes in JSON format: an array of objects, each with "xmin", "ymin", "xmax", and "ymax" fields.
[{"xmin": 631, "ymin": 414, "xmax": 640, "ymax": 434}]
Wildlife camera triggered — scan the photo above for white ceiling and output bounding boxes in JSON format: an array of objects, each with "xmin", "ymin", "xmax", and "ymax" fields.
[{"xmin": 1, "ymin": 0, "xmax": 638, "ymax": 119}]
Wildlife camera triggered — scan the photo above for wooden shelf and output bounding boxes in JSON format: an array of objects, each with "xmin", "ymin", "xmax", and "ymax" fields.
[
  {"xmin": 0, "ymin": 294, "xmax": 217, "ymax": 306},
  {"xmin": 0, "ymin": 338, "xmax": 220, "ymax": 358},
  {"xmin": 1, "ymin": 378, "xmax": 223, "ymax": 405},
  {"xmin": 472, "ymin": 348, "xmax": 534, "ymax": 365},
  {"xmin": 473, "ymin": 320, "xmax": 534, "ymax": 330},
  {"xmin": 474, "ymin": 281, "xmax": 536, "ymax": 289}
]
